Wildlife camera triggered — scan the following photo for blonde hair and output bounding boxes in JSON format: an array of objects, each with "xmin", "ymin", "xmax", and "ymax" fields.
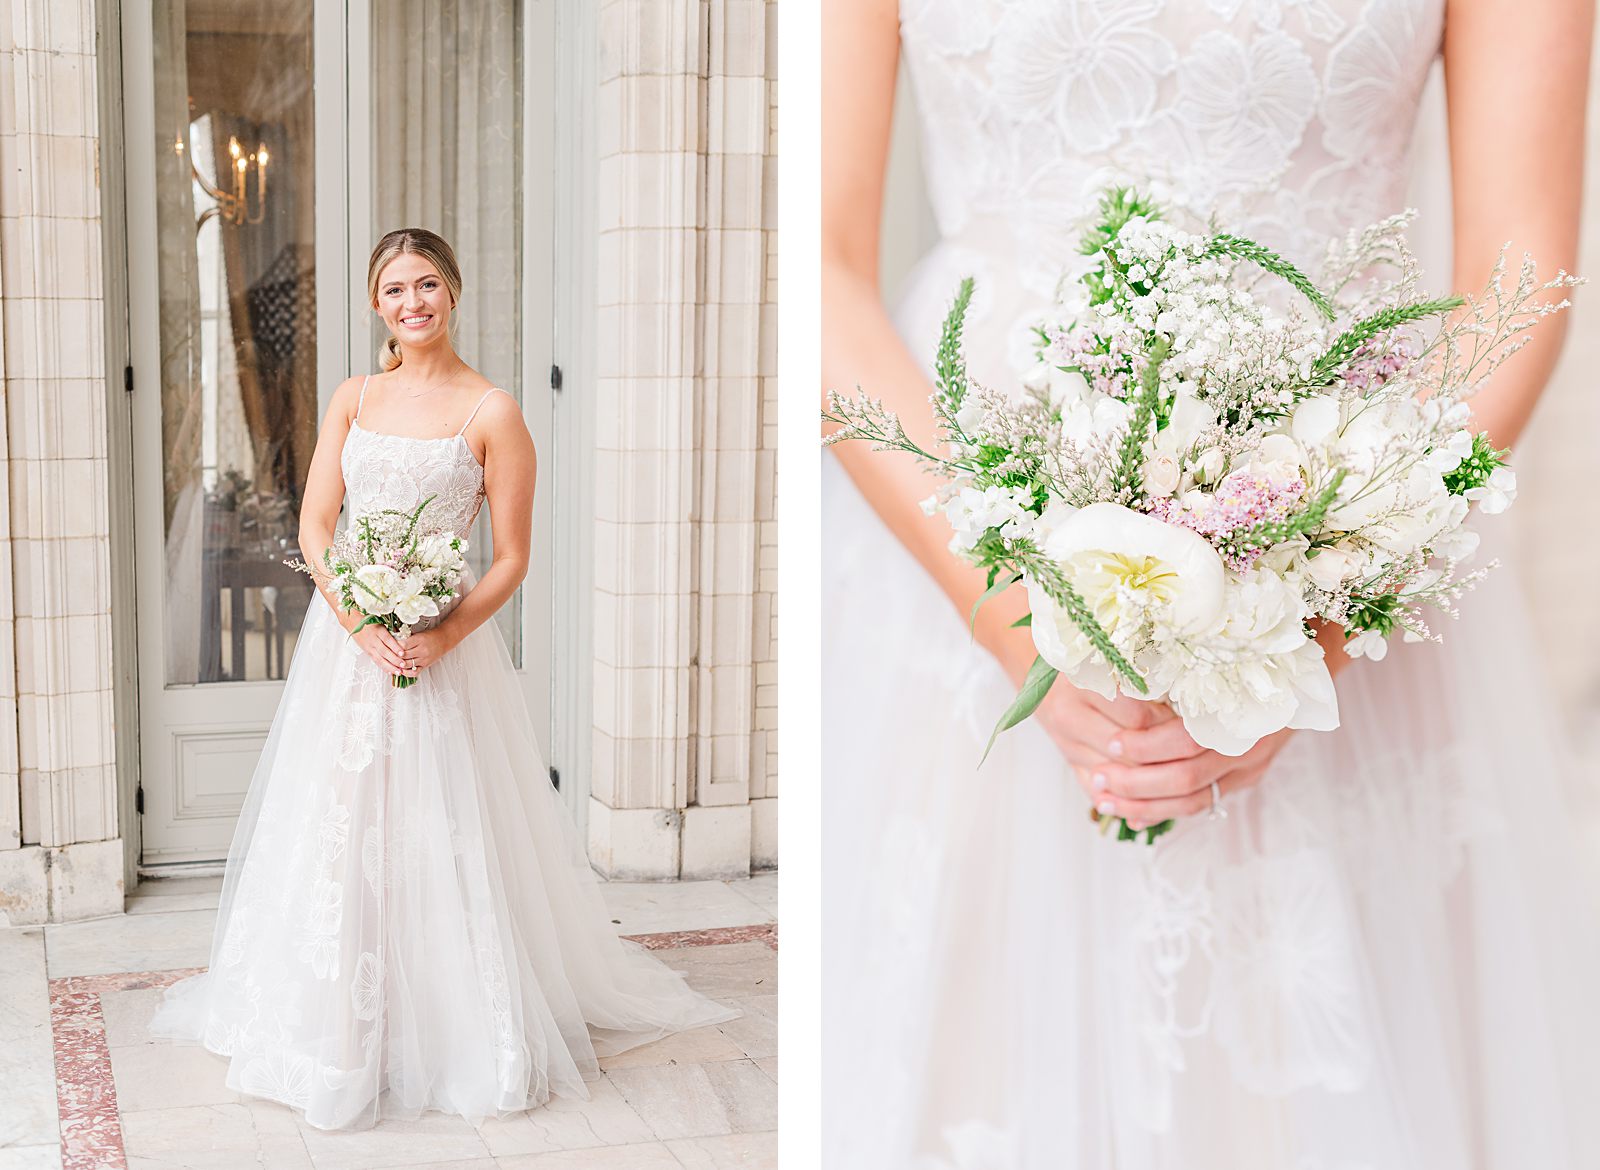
[{"xmin": 367, "ymin": 228, "xmax": 463, "ymax": 372}]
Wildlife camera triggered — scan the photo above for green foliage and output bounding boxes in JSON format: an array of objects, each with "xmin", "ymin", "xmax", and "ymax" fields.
[
  {"xmin": 1441, "ymin": 432, "xmax": 1509, "ymax": 495},
  {"xmin": 980, "ymin": 655, "xmax": 1059, "ymax": 766},
  {"xmin": 1080, "ymin": 188, "xmax": 1164, "ymax": 306},
  {"xmin": 1205, "ymin": 234, "xmax": 1335, "ymax": 320},
  {"xmin": 970, "ymin": 570, "xmax": 1021, "ymax": 635},
  {"xmin": 1109, "ymin": 336, "xmax": 1171, "ymax": 499},
  {"xmin": 1346, "ymin": 590, "xmax": 1402, "ymax": 635},
  {"xmin": 1307, "ymin": 297, "xmax": 1463, "ymax": 387},
  {"xmin": 935, "ymin": 278, "xmax": 976, "ymax": 420}
]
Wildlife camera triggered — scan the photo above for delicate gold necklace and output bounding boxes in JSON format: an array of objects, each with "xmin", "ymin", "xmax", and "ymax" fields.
[{"xmin": 403, "ymin": 360, "xmax": 466, "ymax": 399}]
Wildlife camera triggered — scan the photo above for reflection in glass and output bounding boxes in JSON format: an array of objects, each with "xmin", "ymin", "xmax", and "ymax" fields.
[
  {"xmin": 371, "ymin": 1, "xmax": 525, "ymax": 666},
  {"xmin": 156, "ymin": 0, "xmax": 318, "ymax": 685}
]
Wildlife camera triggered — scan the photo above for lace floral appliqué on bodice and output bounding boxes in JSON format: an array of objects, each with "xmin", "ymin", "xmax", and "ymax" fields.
[
  {"xmin": 897, "ymin": 0, "xmax": 1445, "ymax": 296},
  {"xmin": 340, "ymin": 424, "xmax": 487, "ymax": 541}
]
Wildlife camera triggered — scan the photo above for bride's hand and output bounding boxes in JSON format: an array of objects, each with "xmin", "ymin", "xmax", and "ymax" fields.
[
  {"xmin": 394, "ymin": 628, "xmax": 455, "ymax": 678},
  {"xmin": 1091, "ymin": 725, "xmax": 1298, "ymax": 828},
  {"xmin": 350, "ymin": 623, "xmax": 410, "ymax": 677}
]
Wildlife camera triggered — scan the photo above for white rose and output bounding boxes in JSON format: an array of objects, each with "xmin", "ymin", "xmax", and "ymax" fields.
[
  {"xmin": 1244, "ymin": 433, "xmax": 1306, "ymax": 482},
  {"xmin": 352, "ymin": 565, "xmax": 401, "ymax": 615},
  {"xmin": 1190, "ymin": 445, "xmax": 1226, "ymax": 483},
  {"xmin": 1166, "ymin": 571, "xmax": 1337, "ymax": 754},
  {"xmin": 1141, "ymin": 450, "xmax": 1182, "ymax": 497}
]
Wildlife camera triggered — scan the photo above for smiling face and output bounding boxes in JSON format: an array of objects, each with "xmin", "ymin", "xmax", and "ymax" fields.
[{"xmin": 373, "ymin": 252, "xmax": 454, "ymax": 349}]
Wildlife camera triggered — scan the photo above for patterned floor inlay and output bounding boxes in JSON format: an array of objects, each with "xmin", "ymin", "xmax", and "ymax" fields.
[{"xmin": 47, "ymin": 924, "xmax": 776, "ymax": 1170}]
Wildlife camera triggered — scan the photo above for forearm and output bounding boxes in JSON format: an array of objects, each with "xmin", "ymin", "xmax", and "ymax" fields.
[
  {"xmin": 824, "ymin": 260, "xmax": 1037, "ymax": 685},
  {"xmin": 298, "ymin": 519, "xmax": 356, "ymax": 632},
  {"xmin": 435, "ymin": 554, "xmax": 526, "ymax": 649}
]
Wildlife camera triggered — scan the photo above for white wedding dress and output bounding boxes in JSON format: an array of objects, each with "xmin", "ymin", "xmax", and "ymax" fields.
[
  {"xmin": 151, "ymin": 382, "xmax": 735, "ymax": 1131},
  {"xmin": 823, "ymin": 3, "xmax": 1600, "ymax": 1167}
]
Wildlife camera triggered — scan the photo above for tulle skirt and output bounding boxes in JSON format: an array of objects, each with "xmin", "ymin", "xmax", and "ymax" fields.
[
  {"xmin": 150, "ymin": 582, "xmax": 736, "ymax": 1131},
  {"xmin": 821, "ymin": 244, "xmax": 1600, "ymax": 1170}
]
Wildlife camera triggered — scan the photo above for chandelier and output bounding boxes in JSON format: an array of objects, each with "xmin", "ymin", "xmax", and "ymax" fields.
[{"xmin": 175, "ymin": 125, "xmax": 269, "ymax": 232}]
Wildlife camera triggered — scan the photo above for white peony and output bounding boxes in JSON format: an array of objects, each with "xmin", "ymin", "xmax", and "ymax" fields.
[
  {"xmin": 1023, "ymin": 362, "xmax": 1091, "ymax": 410},
  {"xmin": 391, "ymin": 574, "xmax": 440, "ymax": 627},
  {"xmin": 352, "ymin": 565, "xmax": 401, "ymax": 615},
  {"xmin": 1167, "ymin": 572, "xmax": 1338, "ymax": 755},
  {"xmin": 1026, "ymin": 503, "xmax": 1226, "ymax": 699}
]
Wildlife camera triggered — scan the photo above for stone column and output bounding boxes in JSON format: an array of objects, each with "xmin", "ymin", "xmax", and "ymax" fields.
[
  {"xmin": 0, "ymin": 0, "xmax": 123, "ymax": 923},
  {"xmin": 587, "ymin": 0, "xmax": 777, "ymax": 880}
]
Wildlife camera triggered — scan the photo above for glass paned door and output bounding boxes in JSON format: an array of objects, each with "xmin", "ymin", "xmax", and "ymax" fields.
[
  {"xmin": 158, "ymin": 1, "xmax": 319, "ymax": 687},
  {"xmin": 128, "ymin": 0, "xmax": 342, "ymax": 866}
]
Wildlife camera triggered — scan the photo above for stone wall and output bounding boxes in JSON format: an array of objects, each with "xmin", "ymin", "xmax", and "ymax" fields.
[
  {"xmin": 0, "ymin": 0, "xmax": 124, "ymax": 925},
  {"xmin": 586, "ymin": 0, "xmax": 778, "ymax": 880}
]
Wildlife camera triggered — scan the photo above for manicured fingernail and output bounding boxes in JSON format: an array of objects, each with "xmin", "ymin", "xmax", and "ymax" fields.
[
  {"xmin": 1092, "ymin": 772, "xmax": 1108, "ymax": 791},
  {"xmin": 1096, "ymin": 800, "xmax": 1116, "ymax": 816},
  {"xmin": 1107, "ymin": 739, "xmax": 1123, "ymax": 757}
]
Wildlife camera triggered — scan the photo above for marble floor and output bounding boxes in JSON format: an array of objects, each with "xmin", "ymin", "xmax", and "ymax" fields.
[{"xmin": 0, "ymin": 873, "xmax": 778, "ymax": 1170}]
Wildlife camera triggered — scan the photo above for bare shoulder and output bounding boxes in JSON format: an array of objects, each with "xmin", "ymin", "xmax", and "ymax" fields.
[
  {"xmin": 476, "ymin": 387, "xmax": 528, "ymax": 434},
  {"xmin": 325, "ymin": 375, "xmax": 369, "ymax": 424}
]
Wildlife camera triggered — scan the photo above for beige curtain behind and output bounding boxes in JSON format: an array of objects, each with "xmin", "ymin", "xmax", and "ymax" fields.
[{"xmin": 371, "ymin": 0, "xmax": 522, "ymax": 381}]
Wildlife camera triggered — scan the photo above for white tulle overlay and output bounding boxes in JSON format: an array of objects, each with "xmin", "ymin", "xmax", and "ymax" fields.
[
  {"xmin": 823, "ymin": 2, "xmax": 1600, "ymax": 1166},
  {"xmin": 150, "ymin": 408, "xmax": 736, "ymax": 1131}
]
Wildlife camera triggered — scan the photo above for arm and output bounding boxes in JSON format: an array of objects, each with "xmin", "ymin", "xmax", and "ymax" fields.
[
  {"xmin": 426, "ymin": 392, "xmax": 537, "ymax": 657},
  {"xmin": 822, "ymin": 0, "xmax": 1042, "ymax": 687},
  {"xmin": 1443, "ymin": 0, "xmax": 1593, "ymax": 447},
  {"xmin": 298, "ymin": 377, "xmax": 362, "ymax": 630},
  {"xmin": 823, "ymin": 0, "xmax": 1175, "ymax": 803},
  {"xmin": 297, "ymin": 376, "xmax": 411, "ymax": 677}
]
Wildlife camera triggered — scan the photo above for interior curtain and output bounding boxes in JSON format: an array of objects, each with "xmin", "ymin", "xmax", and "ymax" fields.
[{"xmin": 371, "ymin": 0, "xmax": 522, "ymax": 387}]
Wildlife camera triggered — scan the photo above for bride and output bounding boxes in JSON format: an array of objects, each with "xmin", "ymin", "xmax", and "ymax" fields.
[
  {"xmin": 822, "ymin": 1, "xmax": 1600, "ymax": 1166},
  {"xmin": 150, "ymin": 227, "xmax": 735, "ymax": 1131}
]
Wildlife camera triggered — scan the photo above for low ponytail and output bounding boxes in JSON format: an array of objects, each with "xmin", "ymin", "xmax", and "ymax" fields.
[{"xmin": 378, "ymin": 334, "xmax": 404, "ymax": 372}]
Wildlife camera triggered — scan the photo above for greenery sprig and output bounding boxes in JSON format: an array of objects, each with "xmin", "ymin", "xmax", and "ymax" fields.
[
  {"xmin": 1109, "ymin": 336, "xmax": 1170, "ymax": 500},
  {"xmin": 934, "ymin": 277, "xmax": 976, "ymax": 421},
  {"xmin": 1205, "ymin": 233, "xmax": 1335, "ymax": 321},
  {"xmin": 1306, "ymin": 297, "xmax": 1464, "ymax": 387}
]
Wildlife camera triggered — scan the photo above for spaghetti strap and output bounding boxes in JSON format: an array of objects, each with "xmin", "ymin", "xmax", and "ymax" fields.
[
  {"xmin": 457, "ymin": 388, "xmax": 503, "ymax": 437},
  {"xmin": 354, "ymin": 374, "xmax": 371, "ymax": 420}
]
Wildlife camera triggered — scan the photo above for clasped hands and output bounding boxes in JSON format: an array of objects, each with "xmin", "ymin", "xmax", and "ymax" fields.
[
  {"xmin": 349, "ymin": 621, "xmax": 457, "ymax": 680},
  {"xmin": 1033, "ymin": 682, "xmax": 1295, "ymax": 829}
]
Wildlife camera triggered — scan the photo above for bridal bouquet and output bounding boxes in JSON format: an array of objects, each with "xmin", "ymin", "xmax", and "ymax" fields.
[
  {"xmin": 824, "ymin": 188, "xmax": 1576, "ymax": 842},
  {"xmin": 287, "ymin": 495, "xmax": 468, "ymax": 689}
]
